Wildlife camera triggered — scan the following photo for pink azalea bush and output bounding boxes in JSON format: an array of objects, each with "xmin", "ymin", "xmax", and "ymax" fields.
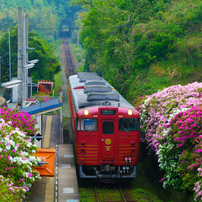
[
  {"xmin": 139, "ymin": 82, "xmax": 202, "ymax": 201},
  {"xmin": 0, "ymin": 108, "xmax": 41, "ymax": 200},
  {"xmin": 0, "ymin": 175, "xmax": 26, "ymax": 201},
  {"xmin": 0, "ymin": 107, "xmax": 38, "ymax": 135}
]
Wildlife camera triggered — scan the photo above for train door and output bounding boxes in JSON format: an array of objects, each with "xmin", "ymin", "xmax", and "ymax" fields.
[{"xmin": 101, "ymin": 120, "xmax": 116, "ymax": 161}]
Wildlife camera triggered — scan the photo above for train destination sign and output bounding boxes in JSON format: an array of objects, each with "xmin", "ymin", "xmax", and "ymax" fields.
[{"xmin": 101, "ymin": 110, "xmax": 116, "ymax": 115}]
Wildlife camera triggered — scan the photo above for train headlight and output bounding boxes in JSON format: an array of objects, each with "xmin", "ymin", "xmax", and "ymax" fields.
[
  {"xmin": 128, "ymin": 110, "xmax": 133, "ymax": 115},
  {"xmin": 83, "ymin": 110, "xmax": 89, "ymax": 115}
]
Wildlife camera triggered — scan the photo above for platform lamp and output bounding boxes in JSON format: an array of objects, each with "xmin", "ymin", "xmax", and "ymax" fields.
[
  {"xmin": 0, "ymin": 56, "xmax": 21, "ymax": 89},
  {"xmin": 23, "ymin": 59, "xmax": 39, "ymax": 107},
  {"xmin": 28, "ymin": 59, "xmax": 39, "ymax": 64}
]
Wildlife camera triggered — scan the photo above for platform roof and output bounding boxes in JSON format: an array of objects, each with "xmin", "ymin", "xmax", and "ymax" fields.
[{"xmin": 19, "ymin": 97, "xmax": 62, "ymax": 115}]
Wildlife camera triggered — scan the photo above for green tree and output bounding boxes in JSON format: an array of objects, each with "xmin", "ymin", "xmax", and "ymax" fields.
[
  {"xmin": 71, "ymin": 0, "xmax": 202, "ymax": 101},
  {"xmin": 0, "ymin": 27, "xmax": 61, "ymax": 84}
]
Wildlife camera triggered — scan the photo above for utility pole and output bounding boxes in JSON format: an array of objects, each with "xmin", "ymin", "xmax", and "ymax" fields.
[
  {"xmin": 22, "ymin": 13, "xmax": 26, "ymax": 106},
  {"xmin": 17, "ymin": 7, "xmax": 23, "ymax": 107},
  {"xmin": 23, "ymin": 13, "xmax": 29, "ymax": 101},
  {"xmin": 9, "ymin": 29, "xmax": 11, "ymax": 81}
]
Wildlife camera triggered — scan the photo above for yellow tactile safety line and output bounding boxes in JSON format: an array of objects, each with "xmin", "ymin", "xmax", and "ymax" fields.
[
  {"xmin": 45, "ymin": 177, "xmax": 54, "ymax": 202},
  {"xmin": 43, "ymin": 115, "xmax": 52, "ymax": 148}
]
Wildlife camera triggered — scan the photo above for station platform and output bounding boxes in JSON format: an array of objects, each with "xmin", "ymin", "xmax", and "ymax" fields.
[
  {"xmin": 28, "ymin": 143, "xmax": 80, "ymax": 202},
  {"xmin": 57, "ymin": 144, "xmax": 80, "ymax": 202}
]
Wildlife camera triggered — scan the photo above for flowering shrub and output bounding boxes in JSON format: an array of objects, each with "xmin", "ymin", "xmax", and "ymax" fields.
[
  {"xmin": 194, "ymin": 168, "xmax": 202, "ymax": 201},
  {"xmin": 0, "ymin": 107, "xmax": 38, "ymax": 135},
  {"xmin": 32, "ymin": 94, "xmax": 52, "ymax": 102},
  {"xmin": 0, "ymin": 119, "xmax": 41, "ymax": 200},
  {"xmin": 0, "ymin": 107, "xmax": 41, "ymax": 200},
  {"xmin": 139, "ymin": 82, "xmax": 202, "ymax": 201},
  {"xmin": 0, "ymin": 175, "xmax": 28, "ymax": 201}
]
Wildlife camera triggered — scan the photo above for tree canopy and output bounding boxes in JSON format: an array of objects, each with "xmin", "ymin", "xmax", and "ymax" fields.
[
  {"xmin": 71, "ymin": 0, "xmax": 202, "ymax": 101},
  {"xmin": 0, "ymin": 0, "xmax": 81, "ymax": 39},
  {"xmin": 0, "ymin": 27, "xmax": 60, "ymax": 84}
]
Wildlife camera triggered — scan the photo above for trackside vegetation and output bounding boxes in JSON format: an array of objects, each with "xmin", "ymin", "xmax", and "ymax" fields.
[
  {"xmin": 70, "ymin": 0, "xmax": 202, "ymax": 201},
  {"xmin": 139, "ymin": 83, "xmax": 202, "ymax": 201}
]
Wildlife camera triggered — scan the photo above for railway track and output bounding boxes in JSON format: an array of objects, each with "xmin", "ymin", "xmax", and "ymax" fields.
[
  {"xmin": 93, "ymin": 186, "xmax": 128, "ymax": 202},
  {"xmin": 62, "ymin": 38, "xmax": 76, "ymax": 77}
]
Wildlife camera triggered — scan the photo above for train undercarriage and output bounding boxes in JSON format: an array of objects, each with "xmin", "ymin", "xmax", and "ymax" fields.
[{"xmin": 79, "ymin": 164, "xmax": 136, "ymax": 183}]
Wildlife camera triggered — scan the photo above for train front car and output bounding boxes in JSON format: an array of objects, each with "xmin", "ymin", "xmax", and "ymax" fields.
[{"xmin": 68, "ymin": 72, "xmax": 140, "ymax": 183}]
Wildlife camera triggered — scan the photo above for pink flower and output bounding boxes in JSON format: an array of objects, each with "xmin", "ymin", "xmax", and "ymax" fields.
[
  {"xmin": 28, "ymin": 172, "xmax": 32, "ymax": 178},
  {"xmin": 196, "ymin": 149, "xmax": 202, "ymax": 153}
]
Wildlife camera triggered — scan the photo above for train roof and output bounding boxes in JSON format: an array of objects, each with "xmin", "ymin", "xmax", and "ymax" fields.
[
  {"xmin": 69, "ymin": 74, "xmax": 134, "ymax": 111},
  {"xmin": 84, "ymin": 85, "xmax": 112, "ymax": 93},
  {"xmin": 77, "ymin": 72, "xmax": 98, "ymax": 78},
  {"xmin": 85, "ymin": 80, "xmax": 106, "ymax": 86},
  {"xmin": 79, "ymin": 76, "xmax": 102, "ymax": 82}
]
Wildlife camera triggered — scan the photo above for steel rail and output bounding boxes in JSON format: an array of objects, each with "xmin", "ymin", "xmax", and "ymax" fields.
[
  {"xmin": 119, "ymin": 186, "xmax": 127, "ymax": 202},
  {"xmin": 94, "ymin": 186, "xmax": 100, "ymax": 202}
]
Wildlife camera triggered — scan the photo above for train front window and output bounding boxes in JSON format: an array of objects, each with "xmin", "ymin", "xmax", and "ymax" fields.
[
  {"xmin": 119, "ymin": 118, "xmax": 140, "ymax": 132},
  {"xmin": 103, "ymin": 121, "xmax": 114, "ymax": 134},
  {"xmin": 77, "ymin": 118, "xmax": 98, "ymax": 131}
]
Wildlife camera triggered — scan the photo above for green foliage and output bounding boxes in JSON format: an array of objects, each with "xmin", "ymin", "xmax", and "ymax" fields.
[
  {"xmin": 0, "ymin": 28, "xmax": 61, "ymax": 83},
  {"xmin": 53, "ymin": 70, "xmax": 62, "ymax": 96},
  {"xmin": 0, "ymin": 0, "xmax": 80, "ymax": 41},
  {"xmin": 74, "ymin": 0, "xmax": 202, "ymax": 102}
]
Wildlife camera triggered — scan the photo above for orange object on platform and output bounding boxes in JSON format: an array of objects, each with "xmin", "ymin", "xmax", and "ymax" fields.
[
  {"xmin": 37, "ymin": 80, "xmax": 54, "ymax": 94},
  {"xmin": 34, "ymin": 148, "xmax": 56, "ymax": 177}
]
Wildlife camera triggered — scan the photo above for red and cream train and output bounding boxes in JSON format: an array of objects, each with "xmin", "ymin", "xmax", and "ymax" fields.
[{"xmin": 68, "ymin": 72, "xmax": 140, "ymax": 182}]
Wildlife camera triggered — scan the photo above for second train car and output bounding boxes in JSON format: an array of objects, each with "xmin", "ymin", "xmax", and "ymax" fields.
[{"xmin": 68, "ymin": 72, "xmax": 140, "ymax": 182}]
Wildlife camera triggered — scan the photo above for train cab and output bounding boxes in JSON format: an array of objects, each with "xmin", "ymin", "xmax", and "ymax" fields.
[{"xmin": 68, "ymin": 73, "xmax": 140, "ymax": 182}]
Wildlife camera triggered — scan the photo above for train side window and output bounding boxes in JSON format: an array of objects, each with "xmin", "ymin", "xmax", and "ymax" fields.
[
  {"xmin": 119, "ymin": 118, "xmax": 140, "ymax": 131},
  {"xmin": 77, "ymin": 118, "xmax": 98, "ymax": 131},
  {"xmin": 103, "ymin": 121, "xmax": 114, "ymax": 134}
]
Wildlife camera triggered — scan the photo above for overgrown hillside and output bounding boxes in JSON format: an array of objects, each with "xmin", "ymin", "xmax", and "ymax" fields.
[
  {"xmin": 0, "ymin": 0, "xmax": 80, "ymax": 39},
  {"xmin": 71, "ymin": 0, "xmax": 202, "ymax": 102}
]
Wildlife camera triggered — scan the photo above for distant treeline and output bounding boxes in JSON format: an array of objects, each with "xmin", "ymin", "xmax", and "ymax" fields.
[{"xmin": 0, "ymin": 0, "xmax": 80, "ymax": 39}]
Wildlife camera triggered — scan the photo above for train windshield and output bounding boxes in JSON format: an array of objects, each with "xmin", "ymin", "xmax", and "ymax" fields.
[
  {"xmin": 119, "ymin": 118, "xmax": 140, "ymax": 132},
  {"xmin": 77, "ymin": 118, "xmax": 98, "ymax": 131}
]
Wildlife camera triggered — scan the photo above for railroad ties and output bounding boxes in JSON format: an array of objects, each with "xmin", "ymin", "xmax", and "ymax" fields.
[{"xmin": 62, "ymin": 38, "xmax": 76, "ymax": 77}]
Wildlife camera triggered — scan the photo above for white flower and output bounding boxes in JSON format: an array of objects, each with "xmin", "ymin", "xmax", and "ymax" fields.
[
  {"xmin": 15, "ymin": 130, "xmax": 26, "ymax": 137},
  {"xmin": 0, "ymin": 119, "xmax": 5, "ymax": 123},
  {"xmin": 6, "ymin": 145, "xmax": 11, "ymax": 150},
  {"xmin": 29, "ymin": 156, "xmax": 36, "ymax": 161},
  {"xmin": 27, "ymin": 183, "xmax": 32, "ymax": 188},
  {"xmin": 21, "ymin": 151, "xmax": 29, "ymax": 156}
]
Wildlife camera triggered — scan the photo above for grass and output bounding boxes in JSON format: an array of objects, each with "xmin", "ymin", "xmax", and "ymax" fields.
[{"xmin": 53, "ymin": 70, "xmax": 62, "ymax": 96}]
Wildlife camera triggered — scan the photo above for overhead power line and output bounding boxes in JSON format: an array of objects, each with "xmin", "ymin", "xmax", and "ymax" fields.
[{"xmin": 29, "ymin": 21, "xmax": 202, "ymax": 31}]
